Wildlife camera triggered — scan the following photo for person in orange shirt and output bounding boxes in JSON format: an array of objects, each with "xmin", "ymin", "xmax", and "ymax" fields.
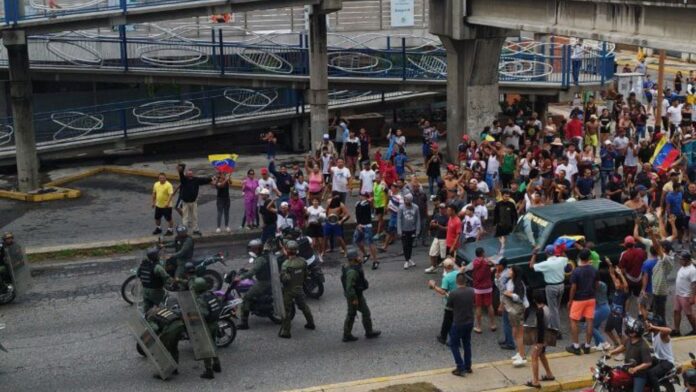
[{"xmin": 445, "ymin": 204, "xmax": 462, "ymax": 257}]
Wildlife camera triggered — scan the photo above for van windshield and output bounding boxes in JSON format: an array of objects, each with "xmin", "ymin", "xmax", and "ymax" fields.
[{"xmin": 514, "ymin": 212, "xmax": 552, "ymax": 246}]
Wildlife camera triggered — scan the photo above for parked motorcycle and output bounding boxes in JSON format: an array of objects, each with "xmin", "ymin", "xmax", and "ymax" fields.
[
  {"xmin": 586, "ymin": 355, "xmax": 679, "ymax": 392},
  {"xmin": 121, "ymin": 252, "xmax": 226, "ymax": 306},
  {"xmin": 218, "ymin": 269, "xmax": 293, "ymax": 324}
]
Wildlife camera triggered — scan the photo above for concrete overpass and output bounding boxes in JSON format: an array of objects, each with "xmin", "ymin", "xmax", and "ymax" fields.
[{"xmin": 429, "ymin": 0, "xmax": 696, "ymax": 159}]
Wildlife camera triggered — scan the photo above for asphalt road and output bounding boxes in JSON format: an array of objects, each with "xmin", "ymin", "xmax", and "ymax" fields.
[{"xmin": 0, "ymin": 242, "xmax": 577, "ymax": 392}]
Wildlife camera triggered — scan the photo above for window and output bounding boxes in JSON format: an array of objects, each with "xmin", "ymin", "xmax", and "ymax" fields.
[{"xmin": 594, "ymin": 216, "xmax": 633, "ymax": 243}]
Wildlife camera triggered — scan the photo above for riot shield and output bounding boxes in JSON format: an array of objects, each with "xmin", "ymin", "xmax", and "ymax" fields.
[
  {"xmin": 176, "ymin": 291, "xmax": 216, "ymax": 360},
  {"xmin": 4, "ymin": 243, "xmax": 30, "ymax": 297},
  {"xmin": 126, "ymin": 311, "xmax": 177, "ymax": 380},
  {"xmin": 268, "ymin": 252, "xmax": 285, "ymax": 319}
]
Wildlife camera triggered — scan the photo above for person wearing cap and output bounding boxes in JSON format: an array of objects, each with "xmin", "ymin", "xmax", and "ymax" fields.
[
  {"xmin": 529, "ymin": 245, "xmax": 569, "ymax": 338},
  {"xmin": 618, "ymin": 234, "xmax": 647, "ymax": 315},
  {"xmin": 599, "ymin": 136, "xmax": 617, "ymax": 190},
  {"xmin": 278, "ymin": 241, "xmax": 315, "ymax": 339},
  {"xmin": 426, "ymin": 202, "xmax": 449, "ymax": 273},
  {"xmin": 428, "ymin": 258, "xmax": 459, "ymax": 344},
  {"xmin": 354, "ymin": 192, "xmax": 378, "ymax": 270},
  {"xmin": 398, "ymin": 193, "xmax": 421, "ymax": 270},
  {"xmin": 315, "ymin": 133, "xmax": 336, "ymax": 159},
  {"xmin": 276, "ymin": 201, "xmax": 296, "ymax": 236},
  {"xmin": 341, "ymin": 248, "xmax": 381, "ymax": 342},
  {"xmin": 672, "ymin": 250, "xmax": 696, "ymax": 336},
  {"xmin": 258, "ymin": 188, "xmax": 278, "ymax": 243}
]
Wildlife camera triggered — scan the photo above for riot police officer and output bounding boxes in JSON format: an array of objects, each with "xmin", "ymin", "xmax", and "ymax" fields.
[
  {"xmin": 286, "ymin": 227, "xmax": 316, "ymax": 264},
  {"xmin": 137, "ymin": 247, "xmax": 172, "ymax": 313},
  {"xmin": 191, "ymin": 277, "xmax": 222, "ymax": 379},
  {"xmin": 0, "ymin": 232, "xmax": 12, "ymax": 290},
  {"xmin": 238, "ymin": 239, "xmax": 271, "ymax": 330},
  {"xmin": 145, "ymin": 305, "xmax": 186, "ymax": 373},
  {"xmin": 164, "ymin": 225, "xmax": 194, "ymax": 278},
  {"xmin": 342, "ymin": 248, "xmax": 380, "ymax": 342},
  {"xmin": 278, "ymin": 241, "xmax": 315, "ymax": 339}
]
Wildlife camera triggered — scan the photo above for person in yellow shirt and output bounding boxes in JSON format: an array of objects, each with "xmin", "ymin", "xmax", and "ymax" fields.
[{"xmin": 152, "ymin": 173, "xmax": 175, "ymax": 236}]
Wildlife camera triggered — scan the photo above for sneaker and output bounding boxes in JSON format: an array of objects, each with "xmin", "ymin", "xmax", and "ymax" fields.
[
  {"xmin": 424, "ymin": 266, "xmax": 436, "ymax": 274},
  {"xmin": 362, "ymin": 256, "xmax": 370, "ymax": 264},
  {"xmin": 511, "ymin": 353, "xmax": 522, "ymax": 361},
  {"xmin": 565, "ymin": 345, "xmax": 582, "ymax": 355},
  {"xmin": 372, "ymin": 261, "xmax": 379, "ymax": 270},
  {"xmin": 512, "ymin": 357, "xmax": 527, "ymax": 367},
  {"xmin": 451, "ymin": 369, "xmax": 466, "ymax": 377},
  {"xmin": 215, "ymin": 228, "xmax": 221, "ymax": 233},
  {"xmin": 152, "ymin": 227, "xmax": 162, "ymax": 235},
  {"xmin": 408, "ymin": 260, "xmax": 416, "ymax": 268},
  {"xmin": 225, "ymin": 227, "xmax": 231, "ymax": 233},
  {"xmin": 582, "ymin": 344, "xmax": 592, "ymax": 354},
  {"xmin": 403, "ymin": 261, "xmax": 410, "ymax": 270}
]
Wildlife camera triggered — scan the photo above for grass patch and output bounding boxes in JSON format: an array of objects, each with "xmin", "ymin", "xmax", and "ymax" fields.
[
  {"xmin": 371, "ymin": 383, "xmax": 442, "ymax": 392},
  {"xmin": 28, "ymin": 242, "xmax": 150, "ymax": 263}
]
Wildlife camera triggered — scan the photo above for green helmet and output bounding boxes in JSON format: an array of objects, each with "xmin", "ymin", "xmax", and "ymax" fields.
[{"xmin": 191, "ymin": 277, "xmax": 209, "ymax": 293}]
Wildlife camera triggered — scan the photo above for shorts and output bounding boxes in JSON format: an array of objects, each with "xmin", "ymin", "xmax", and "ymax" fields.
[
  {"xmin": 508, "ymin": 308, "xmax": 524, "ymax": 326},
  {"xmin": 374, "ymin": 207, "xmax": 385, "ymax": 216},
  {"xmin": 638, "ymin": 292, "xmax": 654, "ymax": 309},
  {"xmin": 429, "ymin": 238, "xmax": 447, "ymax": 258},
  {"xmin": 353, "ymin": 225, "xmax": 374, "ymax": 245},
  {"xmin": 323, "ymin": 223, "xmax": 344, "ymax": 238},
  {"xmin": 570, "ymin": 298, "xmax": 596, "ymax": 321},
  {"xmin": 422, "ymin": 143, "xmax": 431, "ymax": 157},
  {"xmin": 627, "ymin": 282, "xmax": 642, "ymax": 297},
  {"xmin": 306, "ymin": 223, "xmax": 323, "ymax": 238},
  {"xmin": 475, "ymin": 292, "xmax": 492, "ymax": 307},
  {"xmin": 154, "ymin": 207, "xmax": 172, "ymax": 221},
  {"xmin": 605, "ymin": 313, "xmax": 623, "ymax": 334},
  {"xmin": 387, "ymin": 213, "xmax": 398, "ymax": 233},
  {"xmin": 674, "ymin": 296, "xmax": 694, "ymax": 315}
]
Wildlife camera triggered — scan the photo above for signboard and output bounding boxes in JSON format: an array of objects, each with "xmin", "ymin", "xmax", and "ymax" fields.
[{"xmin": 391, "ymin": 0, "xmax": 414, "ymax": 27}]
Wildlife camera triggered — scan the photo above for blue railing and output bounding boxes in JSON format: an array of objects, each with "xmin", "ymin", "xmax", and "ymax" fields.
[{"xmin": 9, "ymin": 31, "xmax": 614, "ymax": 85}]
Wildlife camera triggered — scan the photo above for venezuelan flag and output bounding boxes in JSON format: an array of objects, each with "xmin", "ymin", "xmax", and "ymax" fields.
[
  {"xmin": 650, "ymin": 138, "xmax": 680, "ymax": 174},
  {"xmin": 553, "ymin": 235, "xmax": 585, "ymax": 249},
  {"xmin": 208, "ymin": 154, "xmax": 238, "ymax": 173}
]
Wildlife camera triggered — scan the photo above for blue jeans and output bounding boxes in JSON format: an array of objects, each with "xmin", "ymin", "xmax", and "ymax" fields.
[
  {"xmin": 632, "ymin": 376, "xmax": 647, "ymax": 392},
  {"xmin": 428, "ymin": 175, "xmax": 441, "ymax": 195},
  {"xmin": 636, "ymin": 125, "xmax": 646, "ymax": 140},
  {"xmin": 449, "ymin": 322, "xmax": 473, "ymax": 371},
  {"xmin": 572, "ymin": 59, "xmax": 582, "ymax": 85},
  {"xmin": 485, "ymin": 172, "xmax": 497, "ymax": 192},
  {"xmin": 501, "ymin": 311, "xmax": 516, "ymax": 348},
  {"xmin": 600, "ymin": 170, "xmax": 613, "ymax": 194},
  {"xmin": 592, "ymin": 303, "xmax": 610, "ymax": 345}
]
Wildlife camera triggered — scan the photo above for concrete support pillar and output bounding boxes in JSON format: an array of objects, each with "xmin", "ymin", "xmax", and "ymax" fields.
[
  {"xmin": 308, "ymin": 7, "xmax": 328, "ymax": 154},
  {"xmin": 439, "ymin": 35, "xmax": 505, "ymax": 161},
  {"xmin": 4, "ymin": 30, "xmax": 39, "ymax": 192}
]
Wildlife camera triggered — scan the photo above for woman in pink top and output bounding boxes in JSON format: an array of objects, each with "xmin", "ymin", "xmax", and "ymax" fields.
[
  {"xmin": 289, "ymin": 191, "xmax": 306, "ymax": 229},
  {"xmin": 306, "ymin": 157, "xmax": 325, "ymax": 201},
  {"xmin": 241, "ymin": 169, "xmax": 259, "ymax": 229}
]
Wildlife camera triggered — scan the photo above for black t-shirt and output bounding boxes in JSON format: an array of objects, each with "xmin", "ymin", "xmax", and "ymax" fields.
[
  {"xmin": 553, "ymin": 179, "xmax": 571, "ymax": 203},
  {"xmin": 179, "ymin": 173, "xmax": 210, "ymax": 203},
  {"xmin": 607, "ymin": 181, "xmax": 624, "ymax": 203},
  {"xmin": 495, "ymin": 200, "xmax": 517, "ymax": 228},
  {"xmin": 427, "ymin": 153, "xmax": 443, "ymax": 178},
  {"xmin": 684, "ymin": 190, "xmax": 696, "ymax": 206},
  {"xmin": 570, "ymin": 264, "xmax": 598, "ymax": 301},
  {"xmin": 260, "ymin": 200, "xmax": 277, "ymax": 225},
  {"xmin": 465, "ymin": 190, "xmax": 482, "ymax": 204},
  {"xmin": 345, "ymin": 139, "xmax": 360, "ymax": 157},
  {"xmin": 355, "ymin": 200, "xmax": 372, "ymax": 225},
  {"xmin": 359, "ymin": 134, "xmax": 370, "ymax": 158},
  {"xmin": 635, "ymin": 172, "xmax": 651, "ymax": 189},
  {"xmin": 431, "ymin": 212, "xmax": 448, "ymax": 239},
  {"xmin": 275, "ymin": 173, "xmax": 294, "ymax": 194},
  {"xmin": 638, "ymin": 146, "xmax": 653, "ymax": 164}
]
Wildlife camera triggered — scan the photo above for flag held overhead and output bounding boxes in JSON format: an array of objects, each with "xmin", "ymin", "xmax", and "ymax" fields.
[{"xmin": 208, "ymin": 154, "xmax": 238, "ymax": 173}]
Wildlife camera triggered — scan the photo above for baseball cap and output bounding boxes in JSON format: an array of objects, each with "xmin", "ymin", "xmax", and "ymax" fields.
[
  {"xmin": 260, "ymin": 168, "xmax": 268, "ymax": 175},
  {"xmin": 323, "ymin": 133, "xmax": 330, "ymax": 140},
  {"xmin": 635, "ymin": 185, "xmax": 647, "ymax": 192},
  {"xmin": 280, "ymin": 201, "xmax": 289, "ymax": 208},
  {"xmin": 438, "ymin": 203, "xmax": 446, "ymax": 208},
  {"xmin": 680, "ymin": 250, "xmax": 692, "ymax": 260},
  {"xmin": 604, "ymin": 140, "xmax": 612, "ymax": 145},
  {"xmin": 622, "ymin": 235, "xmax": 635, "ymax": 246}
]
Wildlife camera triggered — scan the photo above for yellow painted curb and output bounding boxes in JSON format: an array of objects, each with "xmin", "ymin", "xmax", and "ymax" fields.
[
  {"xmin": 44, "ymin": 167, "xmax": 105, "ymax": 187},
  {"xmin": 0, "ymin": 187, "xmax": 81, "ymax": 202}
]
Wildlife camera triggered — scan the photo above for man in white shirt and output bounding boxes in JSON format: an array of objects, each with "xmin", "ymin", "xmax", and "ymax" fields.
[
  {"xmin": 667, "ymin": 100, "xmax": 685, "ymax": 134},
  {"xmin": 461, "ymin": 205, "xmax": 482, "ymax": 243},
  {"xmin": 555, "ymin": 156, "xmax": 575, "ymax": 183},
  {"xmin": 358, "ymin": 162, "xmax": 376, "ymax": 196},
  {"xmin": 529, "ymin": 245, "xmax": 569, "ymax": 334},
  {"xmin": 673, "ymin": 251, "xmax": 696, "ymax": 336},
  {"xmin": 331, "ymin": 158, "xmax": 352, "ymax": 203},
  {"xmin": 503, "ymin": 119, "xmax": 523, "ymax": 151},
  {"xmin": 571, "ymin": 41, "xmax": 584, "ymax": 85},
  {"xmin": 257, "ymin": 167, "xmax": 280, "ymax": 209}
]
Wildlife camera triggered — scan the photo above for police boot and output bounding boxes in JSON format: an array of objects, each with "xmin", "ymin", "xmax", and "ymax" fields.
[
  {"xmin": 237, "ymin": 316, "xmax": 250, "ymax": 330},
  {"xmin": 342, "ymin": 335, "xmax": 358, "ymax": 342},
  {"xmin": 200, "ymin": 369, "xmax": 214, "ymax": 380},
  {"xmin": 366, "ymin": 330, "xmax": 382, "ymax": 339},
  {"xmin": 212, "ymin": 358, "xmax": 221, "ymax": 373}
]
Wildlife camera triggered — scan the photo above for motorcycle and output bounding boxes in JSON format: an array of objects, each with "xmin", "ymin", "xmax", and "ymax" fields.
[
  {"xmin": 0, "ymin": 277, "xmax": 16, "ymax": 305},
  {"xmin": 121, "ymin": 252, "xmax": 226, "ymax": 306},
  {"xmin": 217, "ymin": 269, "xmax": 293, "ymax": 325},
  {"xmin": 586, "ymin": 355, "xmax": 679, "ymax": 392}
]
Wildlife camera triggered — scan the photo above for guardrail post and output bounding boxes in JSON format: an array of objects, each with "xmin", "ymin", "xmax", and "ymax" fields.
[
  {"xmin": 119, "ymin": 0, "xmax": 127, "ymax": 12},
  {"xmin": 218, "ymin": 29, "xmax": 225, "ymax": 76},
  {"xmin": 561, "ymin": 44, "xmax": 568, "ymax": 89},
  {"xmin": 600, "ymin": 41, "xmax": 607, "ymax": 86},
  {"xmin": 211, "ymin": 29, "xmax": 217, "ymax": 69},
  {"xmin": 401, "ymin": 37, "xmax": 406, "ymax": 80},
  {"xmin": 118, "ymin": 25, "xmax": 128, "ymax": 71},
  {"xmin": 120, "ymin": 108, "xmax": 128, "ymax": 138}
]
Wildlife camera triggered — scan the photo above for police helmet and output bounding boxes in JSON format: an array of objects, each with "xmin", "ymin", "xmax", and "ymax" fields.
[
  {"xmin": 175, "ymin": 225, "xmax": 188, "ymax": 236},
  {"xmin": 285, "ymin": 240, "xmax": 299, "ymax": 253},
  {"xmin": 248, "ymin": 238, "xmax": 263, "ymax": 252},
  {"xmin": 625, "ymin": 317, "xmax": 645, "ymax": 336},
  {"xmin": 191, "ymin": 277, "xmax": 209, "ymax": 293},
  {"xmin": 684, "ymin": 368, "xmax": 696, "ymax": 387},
  {"xmin": 2, "ymin": 232, "xmax": 13, "ymax": 240},
  {"xmin": 184, "ymin": 262, "xmax": 195, "ymax": 273},
  {"xmin": 289, "ymin": 227, "xmax": 302, "ymax": 239},
  {"xmin": 346, "ymin": 247, "xmax": 359, "ymax": 261},
  {"xmin": 146, "ymin": 247, "xmax": 160, "ymax": 262}
]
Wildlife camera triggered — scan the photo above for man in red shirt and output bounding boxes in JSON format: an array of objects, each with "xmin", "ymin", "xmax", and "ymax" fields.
[
  {"xmin": 565, "ymin": 113, "xmax": 584, "ymax": 146},
  {"xmin": 445, "ymin": 204, "xmax": 461, "ymax": 256},
  {"xmin": 618, "ymin": 235, "xmax": 647, "ymax": 313},
  {"xmin": 464, "ymin": 247, "xmax": 497, "ymax": 334}
]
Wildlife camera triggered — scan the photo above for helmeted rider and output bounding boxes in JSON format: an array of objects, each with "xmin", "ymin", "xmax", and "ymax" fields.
[
  {"xmin": 191, "ymin": 277, "xmax": 222, "ymax": 379},
  {"xmin": 163, "ymin": 225, "xmax": 194, "ymax": 278},
  {"xmin": 137, "ymin": 247, "xmax": 172, "ymax": 313},
  {"xmin": 237, "ymin": 239, "xmax": 271, "ymax": 330},
  {"xmin": 284, "ymin": 227, "xmax": 315, "ymax": 265},
  {"xmin": 684, "ymin": 367, "xmax": 696, "ymax": 392},
  {"xmin": 645, "ymin": 315, "xmax": 675, "ymax": 392},
  {"xmin": 607, "ymin": 318, "xmax": 654, "ymax": 392}
]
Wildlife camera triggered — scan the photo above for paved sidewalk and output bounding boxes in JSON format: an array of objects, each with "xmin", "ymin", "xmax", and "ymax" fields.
[{"xmin": 287, "ymin": 336, "xmax": 696, "ymax": 392}]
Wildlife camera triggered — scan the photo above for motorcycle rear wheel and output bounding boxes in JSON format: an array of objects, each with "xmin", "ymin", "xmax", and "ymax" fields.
[
  {"xmin": 0, "ymin": 284, "xmax": 16, "ymax": 304},
  {"xmin": 121, "ymin": 275, "xmax": 141, "ymax": 305},
  {"xmin": 303, "ymin": 279, "xmax": 324, "ymax": 299},
  {"xmin": 215, "ymin": 319, "xmax": 237, "ymax": 347},
  {"xmin": 202, "ymin": 270, "xmax": 223, "ymax": 291}
]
